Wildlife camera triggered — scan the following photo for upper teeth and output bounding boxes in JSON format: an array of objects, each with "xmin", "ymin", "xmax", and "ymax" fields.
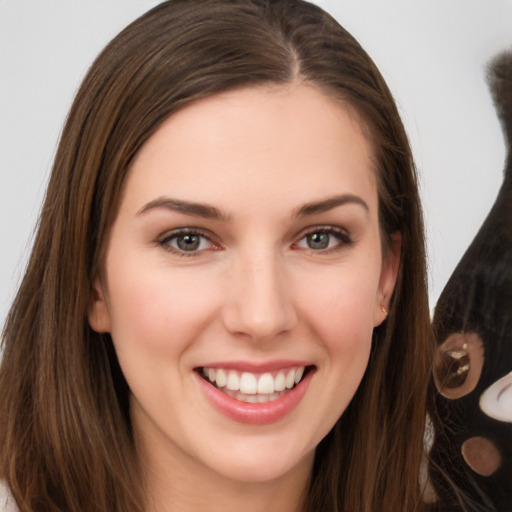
[{"xmin": 202, "ymin": 367, "xmax": 305, "ymax": 395}]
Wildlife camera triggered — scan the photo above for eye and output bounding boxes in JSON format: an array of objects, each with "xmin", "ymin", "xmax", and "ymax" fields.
[
  {"xmin": 295, "ymin": 227, "xmax": 352, "ymax": 252},
  {"xmin": 159, "ymin": 229, "xmax": 216, "ymax": 255}
]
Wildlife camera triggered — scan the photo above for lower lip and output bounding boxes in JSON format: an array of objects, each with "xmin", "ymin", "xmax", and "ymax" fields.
[{"xmin": 197, "ymin": 370, "xmax": 313, "ymax": 425}]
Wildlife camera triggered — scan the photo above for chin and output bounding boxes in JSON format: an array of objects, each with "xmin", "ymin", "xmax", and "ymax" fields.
[{"xmin": 202, "ymin": 443, "xmax": 315, "ymax": 485}]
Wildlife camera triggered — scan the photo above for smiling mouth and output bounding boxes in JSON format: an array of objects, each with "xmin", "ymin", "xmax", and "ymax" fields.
[{"xmin": 198, "ymin": 366, "xmax": 312, "ymax": 404}]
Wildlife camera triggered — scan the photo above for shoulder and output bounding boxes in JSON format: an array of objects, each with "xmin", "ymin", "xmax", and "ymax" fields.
[{"xmin": 0, "ymin": 481, "xmax": 18, "ymax": 512}]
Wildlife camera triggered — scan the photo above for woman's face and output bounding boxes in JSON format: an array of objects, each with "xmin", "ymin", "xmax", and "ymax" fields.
[{"xmin": 89, "ymin": 83, "xmax": 398, "ymax": 486}]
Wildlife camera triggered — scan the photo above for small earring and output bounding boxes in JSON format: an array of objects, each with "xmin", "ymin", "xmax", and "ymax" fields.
[{"xmin": 381, "ymin": 305, "xmax": 388, "ymax": 316}]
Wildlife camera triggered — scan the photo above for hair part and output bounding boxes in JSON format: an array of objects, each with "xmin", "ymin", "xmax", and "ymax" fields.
[{"xmin": 0, "ymin": 1, "xmax": 432, "ymax": 511}]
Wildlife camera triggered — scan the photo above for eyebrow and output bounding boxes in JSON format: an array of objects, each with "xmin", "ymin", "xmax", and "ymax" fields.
[
  {"xmin": 296, "ymin": 194, "xmax": 369, "ymax": 217},
  {"xmin": 137, "ymin": 193, "xmax": 369, "ymax": 221},
  {"xmin": 137, "ymin": 197, "xmax": 231, "ymax": 221}
]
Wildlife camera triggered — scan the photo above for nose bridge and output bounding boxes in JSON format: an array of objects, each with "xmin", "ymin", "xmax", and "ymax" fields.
[{"xmin": 223, "ymin": 246, "xmax": 297, "ymax": 341}]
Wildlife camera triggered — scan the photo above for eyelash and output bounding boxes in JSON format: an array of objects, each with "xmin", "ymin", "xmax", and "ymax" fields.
[
  {"xmin": 158, "ymin": 228, "xmax": 218, "ymax": 257},
  {"xmin": 294, "ymin": 226, "xmax": 353, "ymax": 253},
  {"xmin": 157, "ymin": 226, "xmax": 353, "ymax": 257}
]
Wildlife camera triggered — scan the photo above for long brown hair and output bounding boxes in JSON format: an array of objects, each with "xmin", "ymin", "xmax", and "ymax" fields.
[{"xmin": 0, "ymin": 1, "xmax": 432, "ymax": 511}]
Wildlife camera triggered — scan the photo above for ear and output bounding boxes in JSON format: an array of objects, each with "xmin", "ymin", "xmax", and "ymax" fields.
[
  {"xmin": 374, "ymin": 232, "xmax": 401, "ymax": 327},
  {"xmin": 88, "ymin": 276, "xmax": 111, "ymax": 333}
]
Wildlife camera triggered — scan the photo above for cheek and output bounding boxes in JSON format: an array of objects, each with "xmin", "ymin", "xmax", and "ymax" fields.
[
  {"xmin": 296, "ymin": 262, "xmax": 380, "ymax": 342},
  {"xmin": 294, "ymin": 267, "xmax": 377, "ymax": 432},
  {"xmin": 105, "ymin": 257, "xmax": 222, "ymax": 356}
]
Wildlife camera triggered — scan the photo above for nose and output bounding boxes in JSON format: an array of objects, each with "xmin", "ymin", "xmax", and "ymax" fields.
[{"xmin": 221, "ymin": 250, "xmax": 298, "ymax": 342}]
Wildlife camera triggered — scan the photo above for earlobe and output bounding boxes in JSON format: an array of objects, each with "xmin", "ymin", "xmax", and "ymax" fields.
[
  {"xmin": 374, "ymin": 232, "xmax": 401, "ymax": 326},
  {"xmin": 88, "ymin": 276, "xmax": 111, "ymax": 333}
]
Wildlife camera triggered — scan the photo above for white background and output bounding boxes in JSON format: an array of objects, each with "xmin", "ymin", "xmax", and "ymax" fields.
[{"xmin": 1, "ymin": 0, "xmax": 512, "ymax": 328}]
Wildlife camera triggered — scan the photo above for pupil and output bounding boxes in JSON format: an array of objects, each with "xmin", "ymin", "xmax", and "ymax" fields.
[
  {"xmin": 177, "ymin": 234, "xmax": 200, "ymax": 251},
  {"xmin": 307, "ymin": 232, "xmax": 329, "ymax": 249}
]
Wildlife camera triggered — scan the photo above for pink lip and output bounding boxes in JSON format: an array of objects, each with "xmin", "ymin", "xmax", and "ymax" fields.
[
  {"xmin": 197, "ymin": 360, "xmax": 312, "ymax": 372},
  {"xmin": 196, "ymin": 367, "xmax": 314, "ymax": 425}
]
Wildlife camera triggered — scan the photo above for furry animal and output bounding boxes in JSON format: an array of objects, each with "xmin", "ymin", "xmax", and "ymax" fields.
[{"xmin": 429, "ymin": 51, "xmax": 512, "ymax": 511}]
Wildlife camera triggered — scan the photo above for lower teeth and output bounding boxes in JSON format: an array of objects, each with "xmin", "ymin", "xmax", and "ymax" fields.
[{"xmin": 220, "ymin": 387, "xmax": 287, "ymax": 403}]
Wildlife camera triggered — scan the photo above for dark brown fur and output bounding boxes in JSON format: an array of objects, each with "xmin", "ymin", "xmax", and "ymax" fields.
[{"xmin": 430, "ymin": 51, "xmax": 512, "ymax": 512}]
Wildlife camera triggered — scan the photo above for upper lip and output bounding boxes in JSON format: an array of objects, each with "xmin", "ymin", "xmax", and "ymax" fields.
[{"xmin": 195, "ymin": 360, "xmax": 314, "ymax": 373}]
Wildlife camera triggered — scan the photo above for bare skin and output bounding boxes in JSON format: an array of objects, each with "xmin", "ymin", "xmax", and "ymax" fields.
[{"xmin": 89, "ymin": 82, "xmax": 399, "ymax": 511}]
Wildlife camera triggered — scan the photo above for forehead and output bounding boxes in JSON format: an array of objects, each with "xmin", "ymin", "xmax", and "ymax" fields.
[{"xmin": 123, "ymin": 83, "xmax": 377, "ymax": 215}]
